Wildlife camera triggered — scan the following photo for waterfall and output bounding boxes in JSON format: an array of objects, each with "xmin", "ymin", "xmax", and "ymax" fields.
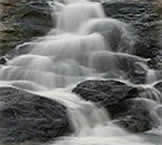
[
  {"xmin": 79, "ymin": 18, "xmax": 134, "ymax": 52},
  {"xmin": 35, "ymin": 89, "xmax": 154, "ymax": 145},
  {"xmin": 146, "ymin": 69, "xmax": 157, "ymax": 84},
  {"xmin": 56, "ymin": 2, "xmax": 105, "ymax": 32},
  {"xmin": 0, "ymin": 0, "xmax": 161, "ymax": 145}
]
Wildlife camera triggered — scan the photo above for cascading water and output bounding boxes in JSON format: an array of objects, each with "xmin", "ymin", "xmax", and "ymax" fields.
[
  {"xmin": 0, "ymin": 0, "xmax": 161, "ymax": 145},
  {"xmin": 146, "ymin": 69, "xmax": 157, "ymax": 84},
  {"xmin": 79, "ymin": 18, "xmax": 134, "ymax": 52},
  {"xmin": 56, "ymin": 2, "xmax": 105, "ymax": 32}
]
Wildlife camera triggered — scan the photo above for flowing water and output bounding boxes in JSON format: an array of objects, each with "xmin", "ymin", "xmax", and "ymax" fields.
[{"xmin": 0, "ymin": 0, "xmax": 162, "ymax": 145}]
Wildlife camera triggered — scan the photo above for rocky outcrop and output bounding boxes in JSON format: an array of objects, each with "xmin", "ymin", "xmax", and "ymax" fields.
[
  {"xmin": 0, "ymin": 79, "xmax": 159, "ymax": 144},
  {"xmin": 72, "ymin": 80, "xmax": 139, "ymax": 118},
  {"xmin": 113, "ymin": 98, "xmax": 159, "ymax": 133},
  {"xmin": 0, "ymin": 56, "xmax": 8, "ymax": 64},
  {"xmin": 73, "ymin": 79, "xmax": 160, "ymax": 132},
  {"xmin": 0, "ymin": 0, "xmax": 54, "ymax": 56},
  {"xmin": 102, "ymin": 0, "xmax": 161, "ymax": 68},
  {"xmin": 0, "ymin": 87, "xmax": 72, "ymax": 144},
  {"xmin": 73, "ymin": 80, "xmax": 135, "ymax": 109}
]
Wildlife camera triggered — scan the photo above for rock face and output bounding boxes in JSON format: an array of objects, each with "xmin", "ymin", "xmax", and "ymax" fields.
[
  {"xmin": 72, "ymin": 80, "xmax": 138, "ymax": 117},
  {"xmin": 72, "ymin": 79, "xmax": 160, "ymax": 132},
  {"xmin": 0, "ymin": 0, "xmax": 54, "ymax": 56},
  {"xmin": 73, "ymin": 80, "xmax": 134, "ymax": 108},
  {"xmin": 0, "ymin": 87, "xmax": 72, "ymax": 144},
  {"xmin": 0, "ymin": 56, "xmax": 8, "ymax": 64},
  {"xmin": 113, "ymin": 98, "xmax": 160, "ymax": 133},
  {"xmin": 103, "ymin": 0, "xmax": 161, "ymax": 64},
  {"xmin": 0, "ymin": 80, "xmax": 159, "ymax": 144}
]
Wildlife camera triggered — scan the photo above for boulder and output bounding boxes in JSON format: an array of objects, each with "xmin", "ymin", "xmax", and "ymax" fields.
[
  {"xmin": 0, "ymin": 87, "xmax": 72, "ymax": 144},
  {"xmin": 72, "ymin": 80, "xmax": 137, "ymax": 115},
  {"xmin": 73, "ymin": 79, "xmax": 160, "ymax": 132},
  {"xmin": 113, "ymin": 98, "xmax": 160, "ymax": 133},
  {"xmin": 0, "ymin": 56, "xmax": 8, "ymax": 64},
  {"xmin": 102, "ymin": 0, "xmax": 160, "ymax": 60},
  {"xmin": 0, "ymin": 0, "xmax": 54, "ymax": 56}
]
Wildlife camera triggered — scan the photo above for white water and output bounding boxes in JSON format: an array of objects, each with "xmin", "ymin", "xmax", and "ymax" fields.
[
  {"xmin": 147, "ymin": 69, "xmax": 157, "ymax": 84},
  {"xmin": 56, "ymin": 2, "xmax": 105, "ymax": 32},
  {"xmin": 36, "ymin": 89, "xmax": 156, "ymax": 145},
  {"xmin": 0, "ymin": 0, "xmax": 161, "ymax": 145},
  {"xmin": 79, "ymin": 18, "xmax": 134, "ymax": 52}
]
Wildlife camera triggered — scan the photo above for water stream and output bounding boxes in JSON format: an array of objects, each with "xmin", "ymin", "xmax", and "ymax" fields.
[{"xmin": 0, "ymin": 0, "xmax": 161, "ymax": 145}]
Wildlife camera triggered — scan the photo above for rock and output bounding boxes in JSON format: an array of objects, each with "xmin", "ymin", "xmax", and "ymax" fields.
[
  {"xmin": 113, "ymin": 98, "xmax": 160, "ymax": 133},
  {"xmin": 0, "ymin": 56, "xmax": 8, "ymax": 64},
  {"xmin": 72, "ymin": 80, "xmax": 137, "ymax": 115},
  {"xmin": 102, "ymin": 0, "xmax": 160, "ymax": 59},
  {"xmin": 0, "ymin": 87, "xmax": 72, "ymax": 144},
  {"xmin": 73, "ymin": 79, "xmax": 160, "ymax": 132},
  {"xmin": 127, "ymin": 61, "xmax": 149, "ymax": 84},
  {"xmin": 0, "ymin": 0, "xmax": 54, "ymax": 56}
]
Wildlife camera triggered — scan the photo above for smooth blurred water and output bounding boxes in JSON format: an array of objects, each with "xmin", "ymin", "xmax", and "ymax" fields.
[{"xmin": 0, "ymin": 0, "xmax": 161, "ymax": 145}]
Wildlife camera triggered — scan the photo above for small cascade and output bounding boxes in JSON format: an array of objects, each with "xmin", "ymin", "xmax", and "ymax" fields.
[
  {"xmin": 36, "ymin": 89, "xmax": 153, "ymax": 145},
  {"xmin": 30, "ymin": 33, "xmax": 106, "ymax": 66},
  {"xmin": 37, "ymin": 89, "xmax": 109, "ymax": 136},
  {"xmin": 146, "ymin": 69, "xmax": 157, "ymax": 84},
  {"xmin": 55, "ymin": 0, "xmax": 89, "ymax": 4},
  {"xmin": 56, "ymin": 2, "xmax": 105, "ymax": 32},
  {"xmin": 7, "ymin": 54, "xmax": 54, "ymax": 71},
  {"xmin": 89, "ymin": 51, "xmax": 149, "ymax": 79},
  {"xmin": 0, "ymin": 65, "xmax": 94, "ymax": 88},
  {"xmin": 79, "ymin": 18, "xmax": 134, "ymax": 52},
  {"xmin": 0, "ymin": 0, "xmax": 161, "ymax": 145},
  {"xmin": 0, "ymin": 33, "xmax": 106, "ymax": 88},
  {"xmin": 136, "ymin": 84, "xmax": 162, "ymax": 104}
]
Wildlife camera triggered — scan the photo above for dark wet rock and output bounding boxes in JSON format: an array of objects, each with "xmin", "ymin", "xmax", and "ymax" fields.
[
  {"xmin": 72, "ymin": 79, "xmax": 151, "ymax": 117},
  {"xmin": 73, "ymin": 79, "xmax": 160, "ymax": 132},
  {"xmin": 102, "ymin": 0, "xmax": 160, "ymax": 60},
  {"xmin": 72, "ymin": 80, "xmax": 137, "ymax": 112},
  {"xmin": 113, "ymin": 98, "xmax": 160, "ymax": 133},
  {"xmin": 0, "ymin": 87, "xmax": 72, "ymax": 144},
  {"xmin": 114, "ymin": 99, "xmax": 160, "ymax": 133},
  {"xmin": 127, "ymin": 61, "xmax": 148, "ymax": 84},
  {"xmin": 0, "ymin": 56, "xmax": 8, "ymax": 64},
  {"xmin": 109, "ymin": 86, "xmax": 161, "ymax": 119},
  {"xmin": 0, "ymin": 0, "xmax": 54, "ymax": 56},
  {"xmin": 147, "ymin": 52, "xmax": 162, "ymax": 69}
]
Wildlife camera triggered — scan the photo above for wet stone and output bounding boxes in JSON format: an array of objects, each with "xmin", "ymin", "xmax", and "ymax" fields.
[{"xmin": 0, "ymin": 87, "xmax": 73, "ymax": 144}]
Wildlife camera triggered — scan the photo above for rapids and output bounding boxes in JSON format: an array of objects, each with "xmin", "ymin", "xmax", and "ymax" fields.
[{"xmin": 0, "ymin": 0, "xmax": 161, "ymax": 145}]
